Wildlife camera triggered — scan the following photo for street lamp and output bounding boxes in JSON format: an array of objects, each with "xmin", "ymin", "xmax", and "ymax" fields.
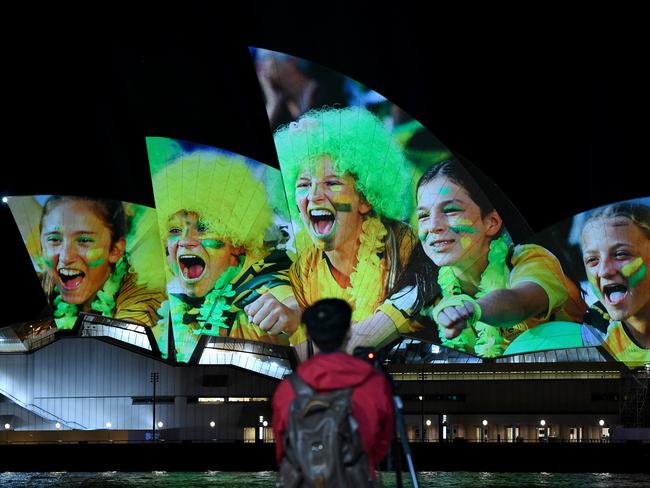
[
  {"xmin": 209, "ymin": 421, "xmax": 216, "ymax": 428},
  {"xmin": 539, "ymin": 419, "xmax": 546, "ymax": 427},
  {"xmin": 55, "ymin": 422, "xmax": 61, "ymax": 429},
  {"xmin": 482, "ymin": 419, "xmax": 488, "ymax": 426},
  {"xmin": 157, "ymin": 421, "xmax": 164, "ymax": 429},
  {"xmin": 4, "ymin": 423, "xmax": 11, "ymax": 430},
  {"xmin": 151, "ymin": 372, "xmax": 159, "ymax": 444},
  {"xmin": 598, "ymin": 419, "xmax": 605, "ymax": 427}
]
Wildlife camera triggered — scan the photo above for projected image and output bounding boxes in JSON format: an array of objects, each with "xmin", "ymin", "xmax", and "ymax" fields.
[
  {"xmin": 252, "ymin": 48, "xmax": 595, "ymax": 359},
  {"xmin": 413, "ymin": 161, "xmax": 587, "ymax": 358},
  {"xmin": 527, "ymin": 198, "xmax": 650, "ymax": 368},
  {"xmin": 273, "ymin": 106, "xmax": 428, "ymax": 351},
  {"xmin": 7, "ymin": 196, "xmax": 166, "ymax": 332},
  {"xmin": 581, "ymin": 201, "xmax": 650, "ymax": 367},
  {"xmin": 251, "ymin": 47, "xmax": 451, "ymax": 173},
  {"xmin": 147, "ymin": 138, "xmax": 298, "ymax": 363}
]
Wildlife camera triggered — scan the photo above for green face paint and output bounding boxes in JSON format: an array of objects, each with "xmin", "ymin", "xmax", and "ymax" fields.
[
  {"xmin": 460, "ymin": 236, "xmax": 472, "ymax": 249},
  {"xmin": 440, "ymin": 187, "xmax": 450, "ymax": 195},
  {"xmin": 87, "ymin": 257, "xmax": 106, "ymax": 268},
  {"xmin": 201, "ymin": 239, "xmax": 225, "ymax": 249},
  {"xmin": 418, "ymin": 232, "xmax": 427, "ymax": 243},
  {"xmin": 333, "ymin": 203, "xmax": 352, "ymax": 212},
  {"xmin": 296, "ymin": 187, "xmax": 309, "ymax": 199},
  {"xmin": 628, "ymin": 263, "xmax": 647, "ymax": 288},
  {"xmin": 44, "ymin": 257, "xmax": 55, "ymax": 268},
  {"xmin": 443, "ymin": 204, "xmax": 463, "ymax": 213},
  {"xmin": 449, "ymin": 225, "xmax": 478, "ymax": 235},
  {"xmin": 86, "ymin": 248, "xmax": 104, "ymax": 262},
  {"xmin": 588, "ymin": 274, "xmax": 603, "ymax": 301},
  {"xmin": 622, "ymin": 257, "xmax": 643, "ymax": 278},
  {"xmin": 329, "ymin": 184, "xmax": 343, "ymax": 193}
]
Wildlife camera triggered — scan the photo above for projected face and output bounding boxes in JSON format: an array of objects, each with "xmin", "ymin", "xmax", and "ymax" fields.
[
  {"xmin": 417, "ymin": 177, "xmax": 500, "ymax": 270},
  {"xmin": 295, "ymin": 157, "xmax": 372, "ymax": 252},
  {"xmin": 40, "ymin": 199, "xmax": 124, "ymax": 309},
  {"xmin": 582, "ymin": 217, "xmax": 650, "ymax": 323},
  {"xmin": 166, "ymin": 211, "xmax": 241, "ymax": 298}
]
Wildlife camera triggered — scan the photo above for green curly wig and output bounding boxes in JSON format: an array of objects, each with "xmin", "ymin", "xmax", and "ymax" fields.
[
  {"xmin": 150, "ymin": 148, "xmax": 273, "ymax": 256},
  {"xmin": 273, "ymin": 107, "xmax": 415, "ymax": 222}
]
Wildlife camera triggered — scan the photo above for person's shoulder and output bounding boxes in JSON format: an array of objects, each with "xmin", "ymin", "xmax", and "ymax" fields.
[{"xmin": 511, "ymin": 243, "xmax": 559, "ymax": 265}]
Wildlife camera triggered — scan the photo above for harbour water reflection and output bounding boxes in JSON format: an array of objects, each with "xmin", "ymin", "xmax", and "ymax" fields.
[{"xmin": 0, "ymin": 471, "xmax": 646, "ymax": 487}]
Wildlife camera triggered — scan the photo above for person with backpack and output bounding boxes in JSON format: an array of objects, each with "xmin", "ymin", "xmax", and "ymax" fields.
[{"xmin": 272, "ymin": 298, "xmax": 394, "ymax": 487}]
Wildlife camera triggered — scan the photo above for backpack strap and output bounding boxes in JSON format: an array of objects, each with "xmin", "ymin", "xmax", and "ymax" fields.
[{"xmin": 288, "ymin": 373, "xmax": 315, "ymax": 398}]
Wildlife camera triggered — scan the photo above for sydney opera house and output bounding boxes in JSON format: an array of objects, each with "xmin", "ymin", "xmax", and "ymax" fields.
[{"xmin": 1, "ymin": 19, "xmax": 648, "ymax": 473}]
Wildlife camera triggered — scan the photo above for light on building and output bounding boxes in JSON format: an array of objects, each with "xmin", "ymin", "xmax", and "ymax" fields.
[
  {"xmin": 262, "ymin": 420, "xmax": 268, "ymax": 427},
  {"xmin": 418, "ymin": 395, "xmax": 423, "ymax": 401},
  {"xmin": 540, "ymin": 419, "xmax": 546, "ymax": 427},
  {"xmin": 3, "ymin": 423, "xmax": 10, "ymax": 430},
  {"xmin": 599, "ymin": 419, "xmax": 605, "ymax": 427},
  {"xmin": 55, "ymin": 422, "xmax": 61, "ymax": 429},
  {"xmin": 105, "ymin": 422, "xmax": 112, "ymax": 429},
  {"xmin": 210, "ymin": 421, "xmax": 216, "ymax": 428},
  {"xmin": 425, "ymin": 419, "xmax": 432, "ymax": 427},
  {"xmin": 482, "ymin": 419, "xmax": 488, "ymax": 426},
  {"xmin": 1, "ymin": 197, "xmax": 8, "ymax": 204},
  {"xmin": 157, "ymin": 421, "xmax": 164, "ymax": 429}
]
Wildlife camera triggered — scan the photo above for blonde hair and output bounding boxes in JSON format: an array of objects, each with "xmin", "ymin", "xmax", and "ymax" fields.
[
  {"xmin": 152, "ymin": 151, "xmax": 273, "ymax": 256},
  {"xmin": 582, "ymin": 202, "xmax": 650, "ymax": 242}
]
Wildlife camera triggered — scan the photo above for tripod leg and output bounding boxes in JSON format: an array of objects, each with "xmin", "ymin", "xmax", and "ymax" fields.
[
  {"xmin": 394, "ymin": 396, "xmax": 420, "ymax": 488},
  {"xmin": 393, "ymin": 431, "xmax": 403, "ymax": 488}
]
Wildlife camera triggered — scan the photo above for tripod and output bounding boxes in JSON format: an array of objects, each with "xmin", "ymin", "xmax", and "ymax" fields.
[
  {"xmin": 353, "ymin": 347, "xmax": 419, "ymax": 487},
  {"xmin": 390, "ymin": 389, "xmax": 420, "ymax": 487}
]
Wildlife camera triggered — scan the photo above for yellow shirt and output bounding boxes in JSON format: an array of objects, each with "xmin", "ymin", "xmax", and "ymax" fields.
[
  {"xmin": 603, "ymin": 321, "xmax": 650, "ymax": 368},
  {"xmin": 289, "ymin": 217, "xmax": 417, "ymax": 343},
  {"xmin": 439, "ymin": 243, "xmax": 586, "ymax": 356},
  {"xmin": 114, "ymin": 272, "xmax": 166, "ymax": 327},
  {"xmin": 164, "ymin": 250, "xmax": 293, "ymax": 363}
]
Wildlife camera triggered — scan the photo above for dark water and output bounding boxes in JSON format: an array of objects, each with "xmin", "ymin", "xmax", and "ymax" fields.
[{"xmin": 0, "ymin": 472, "xmax": 647, "ymax": 487}]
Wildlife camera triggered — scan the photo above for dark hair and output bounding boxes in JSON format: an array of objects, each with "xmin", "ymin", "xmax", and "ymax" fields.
[
  {"xmin": 583, "ymin": 202, "xmax": 650, "ymax": 241},
  {"xmin": 417, "ymin": 159, "xmax": 494, "ymax": 218},
  {"xmin": 40, "ymin": 196, "xmax": 127, "ymax": 246},
  {"xmin": 302, "ymin": 299, "xmax": 352, "ymax": 352}
]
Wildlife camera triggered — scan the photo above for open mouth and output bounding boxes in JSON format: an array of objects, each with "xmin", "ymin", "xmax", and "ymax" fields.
[
  {"xmin": 309, "ymin": 208, "xmax": 335, "ymax": 238},
  {"xmin": 603, "ymin": 283, "xmax": 629, "ymax": 306},
  {"xmin": 178, "ymin": 254, "xmax": 206, "ymax": 281},
  {"xmin": 429, "ymin": 238, "xmax": 455, "ymax": 252},
  {"xmin": 58, "ymin": 268, "xmax": 85, "ymax": 290}
]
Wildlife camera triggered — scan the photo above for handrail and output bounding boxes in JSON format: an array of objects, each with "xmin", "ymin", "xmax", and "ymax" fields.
[{"xmin": 0, "ymin": 386, "xmax": 87, "ymax": 430}]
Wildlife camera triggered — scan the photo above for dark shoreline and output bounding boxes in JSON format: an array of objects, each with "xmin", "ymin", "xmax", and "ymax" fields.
[{"xmin": 1, "ymin": 442, "xmax": 649, "ymax": 473}]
